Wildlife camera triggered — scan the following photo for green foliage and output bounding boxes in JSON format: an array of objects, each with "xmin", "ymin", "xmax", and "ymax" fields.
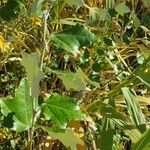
[
  {"xmin": 21, "ymin": 51, "xmax": 43, "ymax": 97},
  {"xmin": 0, "ymin": 79, "xmax": 33, "ymax": 132},
  {"xmin": 42, "ymin": 93, "xmax": 86, "ymax": 128},
  {"xmin": 0, "ymin": 0, "xmax": 150, "ymax": 149},
  {"xmin": 132, "ymin": 129, "xmax": 150, "ymax": 150},
  {"xmin": 49, "ymin": 69, "xmax": 87, "ymax": 91},
  {"xmin": 30, "ymin": 0, "xmax": 46, "ymax": 17},
  {"xmin": 122, "ymin": 87, "xmax": 146, "ymax": 132},
  {"xmin": 51, "ymin": 24, "xmax": 97, "ymax": 56},
  {"xmin": 65, "ymin": 0, "xmax": 84, "ymax": 7},
  {"xmin": 100, "ymin": 119, "xmax": 114, "ymax": 150},
  {"xmin": 115, "ymin": 2, "xmax": 130, "ymax": 16},
  {"xmin": 41, "ymin": 127, "xmax": 84, "ymax": 150},
  {"xmin": 48, "ymin": 68, "xmax": 99, "ymax": 91}
]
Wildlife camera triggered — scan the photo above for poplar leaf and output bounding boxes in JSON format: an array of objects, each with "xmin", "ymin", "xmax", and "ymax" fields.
[
  {"xmin": 42, "ymin": 93, "xmax": 86, "ymax": 128},
  {"xmin": 21, "ymin": 51, "xmax": 43, "ymax": 97},
  {"xmin": 41, "ymin": 127, "xmax": 84, "ymax": 150}
]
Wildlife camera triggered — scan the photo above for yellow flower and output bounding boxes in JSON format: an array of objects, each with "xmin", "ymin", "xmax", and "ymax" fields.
[
  {"xmin": 0, "ymin": 34, "xmax": 10, "ymax": 53},
  {"xmin": 31, "ymin": 17, "xmax": 42, "ymax": 26}
]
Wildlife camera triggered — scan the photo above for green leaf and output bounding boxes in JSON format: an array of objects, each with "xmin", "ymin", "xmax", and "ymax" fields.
[
  {"xmin": 100, "ymin": 119, "xmax": 114, "ymax": 150},
  {"xmin": 92, "ymin": 63, "xmax": 101, "ymax": 72},
  {"xmin": 65, "ymin": 0, "xmax": 84, "ymax": 7},
  {"xmin": 1, "ymin": 79, "xmax": 33, "ymax": 132},
  {"xmin": 103, "ymin": 37, "xmax": 113, "ymax": 46},
  {"xmin": 115, "ymin": 2, "xmax": 130, "ymax": 16},
  {"xmin": 122, "ymin": 87, "xmax": 146, "ymax": 133},
  {"xmin": 21, "ymin": 51, "xmax": 43, "ymax": 97},
  {"xmin": 137, "ymin": 69, "xmax": 150, "ymax": 87},
  {"xmin": 51, "ymin": 24, "xmax": 97, "ymax": 56},
  {"xmin": 42, "ymin": 93, "xmax": 86, "ymax": 128},
  {"xmin": 30, "ymin": 0, "xmax": 45, "ymax": 17},
  {"xmin": 49, "ymin": 68, "xmax": 99, "ymax": 91},
  {"xmin": 132, "ymin": 129, "xmax": 150, "ymax": 150},
  {"xmin": 41, "ymin": 127, "xmax": 84, "ymax": 150},
  {"xmin": 98, "ymin": 9, "xmax": 111, "ymax": 21},
  {"xmin": 50, "ymin": 69, "xmax": 87, "ymax": 91}
]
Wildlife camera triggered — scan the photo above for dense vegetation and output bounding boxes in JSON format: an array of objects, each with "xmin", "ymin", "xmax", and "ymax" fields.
[{"xmin": 0, "ymin": 0, "xmax": 150, "ymax": 149}]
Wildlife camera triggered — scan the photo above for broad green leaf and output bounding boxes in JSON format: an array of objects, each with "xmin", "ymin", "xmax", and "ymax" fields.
[
  {"xmin": 51, "ymin": 24, "xmax": 97, "ymax": 56},
  {"xmin": 115, "ymin": 2, "xmax": 130, "ymax": 16},
  {"xmin": 49, "ymin": 68, "xmax": 99, "ymax": 91},
  {"xmin": 41, "ymin": 127, "xmax": 84, "ymax": 150},
  {"xmin": 65, "ymin": 0, "xmax": 84, "ymax": 7},
  {"xmin": 0, "ymin": 99, "xmax": 11, "ymax": 116},
  {"xmin": 100, "ymin": 118, "xmax": 114, "ymax": 150},
  {"xmin": 132, "ymin": 129, "xmax": 150, "ymax": 150},
  {"xmin": 50, "ymin": 69, "xmax": 87, "ymax": 91},
  {"xmin": 21, "ymin": 51, "xmax": 43, "ymax": 97},
  {"xmin": 1, "ymin": 79, "xmax": 33, "ymax": 132},
  {"xmin": 42, "ymin": 93, "xmax": 86, "ymax": 128},
  {"xmin": 122, "ymin": 87, "xmax": 146, "ymax": 133},
  {"xmin": 30, "ymin": 0, "xmax": 45, "ymax": 17}
]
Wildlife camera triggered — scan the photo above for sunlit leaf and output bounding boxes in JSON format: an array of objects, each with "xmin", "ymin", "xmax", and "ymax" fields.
[
  {"xmin": 49, "ymin": 68, "xmax": 99, "ymax": 91},
  {"xmin": 0, "ymin": 79, "xmax": 33, "ymax": 132},
  {"xmin": 65, "ymin": 0, "xmax": 84, "ymax": 7},
  {"xmin": 115, "ymin": 2, "xmax": 130, "ymax": 16},
  {"xmin": 132, "ymin": 129, "xmax": 150, "ymax": 150},
  {"xmin": 21, "ymin": 51, "xmax": 43, "ymax": 97},
  {"xmin": 98, "ymin": 9, "xmax": 111, "ymax": 21},
  {"xmin": 122, "ymin": 87, "xmax": 146, "ymax": 133},
  {"xmin": 50, "ymin": 69, "xmax": 87, "ymax": 91},
  {"xmin": 42, "ymin": 93, "xmax": 86, "ymax": 128},
  {"xmin": 51, "ymin": 24, "xmax": 97, "ymax": 56},
  {"xmin": 30, "ymin": 0, "xmax": 45, "ymax": 17},
  {"xmin": 41, "ymin": 127, "xmax": 84, "ymax": 150}
]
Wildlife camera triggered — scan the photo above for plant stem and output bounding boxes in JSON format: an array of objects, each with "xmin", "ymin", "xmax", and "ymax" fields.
[
  {"xmin": 28, "ymin": 96, "xmax": 36, "ymax": 150},
  {"xmin": 41, "ymin": 10, "xmax": 49, "ymax": 70}
]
